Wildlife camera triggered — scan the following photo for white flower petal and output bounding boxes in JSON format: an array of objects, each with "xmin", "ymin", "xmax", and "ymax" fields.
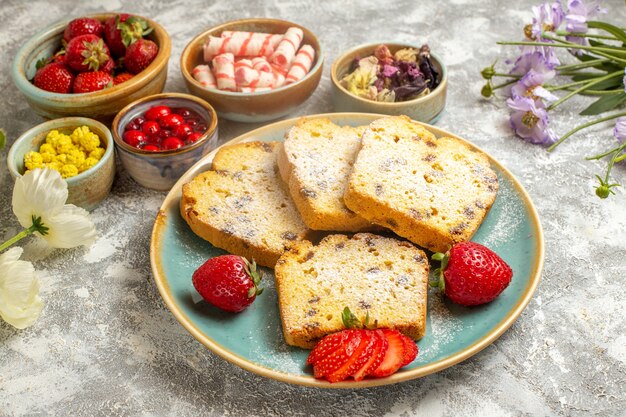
[
  {"xmin": 0, "ymin": 247, "xmax": 44, "ymax": 329},
  {"xmin": 12, "ymin": 169, "xmax": 68, "ymax": 228},
  {"xmin": 43, "ymin": 204, "xmax": 97, "ymax": 248}
]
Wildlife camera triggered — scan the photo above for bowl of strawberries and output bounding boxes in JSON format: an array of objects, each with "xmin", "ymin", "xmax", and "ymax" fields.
[{"xmin": 12, "ymin": 13, "xmax": 171, "ymax": 122}]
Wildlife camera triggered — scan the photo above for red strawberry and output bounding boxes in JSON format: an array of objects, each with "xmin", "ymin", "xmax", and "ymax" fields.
[
  {"xmin": 104, "ymin": 14, "xmax": 152, "ymax": 57},
  {"xmin": 33, "ymin": 62, "xmax": 74, "ymax": 93},
  {"xmin": 312, "ymin": 330, "xmax": 363, "ymax": 379},
  {"xmin": 326, "ymin": 330, "xmax": 378, "ymax": 383},
  {"xmin": 399, "ymin": 333, "xmax": 418, "ymax": 367},
  {"xmin": 124, "ymin": 39, "xmax": 158, "ymax": 74},
  {"xmin": 352, "ymin": 330, "xmax": 388, "ymax": 381},
  {"xmin": 370, "ymin": 329, "xmax": 406, "ymax": 378},
  {"xmin": 431, "ymin": 242, "xmax": 513, "ymax": 306},
  {"xmin": 65, "ymin": 34, "xmax": 112, "ymax": 72},
  {"xmin": 63, "ymin": 17, "xmax": 104, "ymax": 42},
  {"xmin": 72, "ymin": 71, "xmax": 113, "ymax": 93},
  {"xmin": 192, "ymin": 255, "xmax": 263, "ymax": 313},
  {"xmin": 306, "ymin": 331, "xmax": 351, "ymax": 366},
  {"xmin": 113, "ymin": 72, "xmax": 133, "ymax": 85}
]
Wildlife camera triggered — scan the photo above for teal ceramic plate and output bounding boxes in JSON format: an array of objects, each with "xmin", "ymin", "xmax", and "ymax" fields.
[{"xmin": 150, "ymin": 113, "xmax": 544, "ymax": 388}]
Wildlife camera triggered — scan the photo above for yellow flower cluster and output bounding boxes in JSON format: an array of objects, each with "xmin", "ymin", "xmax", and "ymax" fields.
[{"xmin": 24, "ymin": 126, "xmax": 105, "ymax": 179}]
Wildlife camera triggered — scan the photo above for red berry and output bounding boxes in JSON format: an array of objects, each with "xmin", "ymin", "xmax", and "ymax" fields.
[
  {"xmin": 192, "ymin": 255, "xmax": 263, "ymax": 313},
  {"xmin": 72, "ymin": 71, "xmax": 113, "ymax": 93},
  {"xmin": 186, "ymin": 132, "xmax": 203, "ymax": 143},
  {"xmin": 142, "ymin": 144, "xmax": 160, "ymax": 151},
  {"xmin": 131, "ymin": 116, "xmax": 145, "ymax": 126},
  {"xmin": 312, "ymin": 330, "xmax": 364, "ymax": 380},
  {"xmin": 65, "ymin": 34, "xmax": 112, "ymax": 72},
  {"xmin": 161, "ymin": 136, "xmax": 184, "ymax": 150},
  {"xmin": 104, "ymin": 14, "xmax": 151, "ymax": 57},
  {"xmin": 158, "ymin": 113, "xmax": 184, "ymax": 129},
  {"xmin": 63, "ymin": 17, "xmax": 104, "ymax": 42},
  {"xmin": 398, "ymin": 333, "xmax": 418, "ymax": 367},
  {"xmin": 172, "ymin": 124, "xmax": 192, "ymax": 138},
  {"xmin": 124, "ymin": 38, "xmax": 158, "ymax": 74},
  {"xmin": 432, "ymin": 242, "xmax": 513, "ymax": 306},
  {"xmin": 174, "ymin": 107, "xmax": 192, "ymax": 117},
  {"xmin": 141, "ymin": 121, "xmax": 160, "ymax": 135},
  {"xmin": 123, "ymin": 130, "xmax": 146, "ymax": 147},
  {"xmin": 113, "ymin": 72, "xmax": 133, "ymax": 85},
  {"xmin": 157, "ymin": 129, "xmax": 172, "ymax": 139},
  {"xmin": 144, "ymin": 105, "xmax": 171, "ymax": 122},
  {"xmin": 186, "ymin": 118, "xmax": 199, "ymax": 127},
  {"xmin": 33, "ymin": 62, "xmax": 74, "ymax": 93}
]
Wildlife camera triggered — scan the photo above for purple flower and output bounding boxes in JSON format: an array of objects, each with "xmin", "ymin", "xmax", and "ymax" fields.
[
  {"xmin": 509, "ymin": 52, "xmax": 558, "ymax": 100},
  {"xmin": 614, "ymin": 117, "xmax": 626, "ymax": 144},
  {"xmin": 565, "ymin": 0, "xmax": 607, "ymax": 53},
  {"xmin": 382, "ymin": 64, "xmax": 399, "ymax": 78},
  {"xmin": 530, "ymin": 1, "xmax": 566, "ymax": 40},
  {"xmin": 510, "ymin": 51, "xmax": 557, "ymax": 76},
  {"xmin": 507, "ymin": 96, "xmax": 559, "ymax": 145},
  {"xmin": 565, "ymin": 0, "xmax": 606, "ymax": 33},
  {"xmin": 623, "ymin": 68, "xmax": 626, "ymax": 93}
]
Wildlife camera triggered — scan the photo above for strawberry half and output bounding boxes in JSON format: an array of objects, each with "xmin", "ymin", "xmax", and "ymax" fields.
[
  {"xmin": 352, "ymin": 329, "xmax": 388, "ymax": 381},
  {"xmin": 370, "ymin": 329, "xmax": 405, "ymax": 378}
]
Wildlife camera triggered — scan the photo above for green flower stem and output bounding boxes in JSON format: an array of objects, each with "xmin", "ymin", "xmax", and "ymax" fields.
[
  {"xmin": 554, "ymin": 30, "xmax": 618, "ymax": 41},
  {"xmin": 0, "ymin": 226, "xmax": 37, "ymax": 252},
  {"xmin": 548, "ymin": 110, "xmax": 626, "ymax": 152},
  {"xmin": 496, "ymin": 41, "xmax": 626, "ymax": 65},
  {"xmin": 492, "ymin": 79, "xmax": 518, "ymax": 90},
  {"xmin": 545, "ymin": 78, "xmax": 599, "ymax": 91},
  {"xmin": 492, "ymin": 73, "xmax": 522, "ymax": 79},
  {"xmin": 571, "ymin": 88, "xmax": 625, "ymax": 96},
  {"xmin": 547, "ymin": 71, "xmax": 623, "ymax": 111},
  {"xmin": 557, "ymin": 59, "xmax": 610, "ymax": 71},
  {"xmin": 587, "ymin": 142, "xmax": 626, "ymax": 160}
]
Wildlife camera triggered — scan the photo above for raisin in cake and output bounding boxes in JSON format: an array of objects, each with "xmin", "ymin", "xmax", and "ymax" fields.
[
  {"xmin": 344, "ymin": 116, "xmax": 498, "ymax": 253},
  {"xmin": 180, "ymin": 141, "xmax": 310, "ymax": 268},
  {"xmin": 277, "ymin": 118, "xmax": 374, "ymax": 232},
  {"xmin": 275, "ymin": 233, "xmax": 429, "ymax": 348}
]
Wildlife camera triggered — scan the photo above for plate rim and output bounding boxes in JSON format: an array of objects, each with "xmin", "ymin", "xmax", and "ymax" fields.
[{"xmin": 150, "ymin": 112, "xmax": 545, "ymax": 388}]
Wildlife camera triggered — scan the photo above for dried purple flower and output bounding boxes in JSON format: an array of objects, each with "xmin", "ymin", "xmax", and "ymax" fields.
[
  {"xmin": 507, "ymin": 96, "xmax": 559, "ymax": 145},
  {"xmin": 382, "ymin": 64, "xmax": 399, "ymax": 78}
]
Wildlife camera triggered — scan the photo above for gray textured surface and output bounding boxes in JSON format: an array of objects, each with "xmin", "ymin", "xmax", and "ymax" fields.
[{"xmin": 1, "ymin": 0, "xmax": 625, "ymax": 416}]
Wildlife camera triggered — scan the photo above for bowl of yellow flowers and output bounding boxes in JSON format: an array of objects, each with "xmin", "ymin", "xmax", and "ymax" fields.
[{"xmin": 7, "ymin": 117, "xmax": 115, "ymax": 211}]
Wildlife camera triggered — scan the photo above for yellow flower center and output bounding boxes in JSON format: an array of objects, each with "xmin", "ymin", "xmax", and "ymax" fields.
[{"xmin": 522, "ymin": 111, "xmax": 539, "ymax": 127}]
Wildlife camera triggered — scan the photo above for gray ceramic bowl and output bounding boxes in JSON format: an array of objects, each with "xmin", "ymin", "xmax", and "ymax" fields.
[
  {"xmin": 331, "ymin": 42, "xmax": 447, "ymax": 123},
  {"xmin": 111, "ymin": 93, "xmax": 219, "ymax": 191},
  {"xmin": 7, "ymin": 117, "xmax": 115, "ymax": 211},
  {"xmin": 180, "ymin": 18, "xmax": 323, "ymax": 123}
]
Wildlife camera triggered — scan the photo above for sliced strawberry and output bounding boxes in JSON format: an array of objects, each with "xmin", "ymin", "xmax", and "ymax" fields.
[
  {"xmin": 370, "ymin": 329, "xmax": 405, "ymax": 378},
  {"xmin": 326, "ymin": 330, "xmax": 376, "ymax": 383},
  {"xmin": 312, "ymin": 330, "xmax": 362, "ymax": 379},
  {"xmin": 352, "ymin": 329, "xmax": 388, "ymax": 381},
  {"xmin": 306, "ymin": 331, "xmax": 349, "ymax": 365},
  {"xmin": 399, "ymin": 333, "xmax": 418, "ymax": 367}
]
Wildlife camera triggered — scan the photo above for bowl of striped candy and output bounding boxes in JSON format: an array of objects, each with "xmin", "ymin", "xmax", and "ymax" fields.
[{"xmin": 180, "ymin": 18, "xmax": 323, "ymax": 123}]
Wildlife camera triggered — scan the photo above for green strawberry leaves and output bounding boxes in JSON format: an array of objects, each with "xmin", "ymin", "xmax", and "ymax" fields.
[{"xmin": 243, "ymin": 257, "xmax": 263, "ymax": 298}]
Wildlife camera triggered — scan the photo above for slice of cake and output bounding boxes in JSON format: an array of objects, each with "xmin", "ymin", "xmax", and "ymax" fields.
[
  {"xmin": 275, "ymin": 233, "xmax": 429, "ymax": 348},
  {"xmin": 277, "ymin": 118, "xmax": 374, "ymax": 232},
  {"xmin": 180, "ymin": 141, "xmax": 309, "ymax": 268},
  {"xmin": 344, "ymin": 116, "xmax": 498, "ymax": 253}
]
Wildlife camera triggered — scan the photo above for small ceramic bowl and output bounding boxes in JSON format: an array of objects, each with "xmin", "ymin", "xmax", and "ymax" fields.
[
  {"xmin": 7, "ymin": 117, "xmax": 115, "ymax": 211},
  {"xmin": 180, "ymin": 18, "xmax": 323, "ymax": 123},
  {"xmin": 111, "ymin": 93, "xmax": 219, "ymax": 191},
  {"xmin": 12, "ymin": 13, "xmax": 171, "ymax": 123},
  {"xmin": 331, "ymin": 42, "xmax": 447, "ymax": 123}
]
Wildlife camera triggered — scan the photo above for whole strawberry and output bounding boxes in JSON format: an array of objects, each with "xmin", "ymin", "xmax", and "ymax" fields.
[
  {"xmin": 192, "ymin": 255, "xmax": 263, "ymax": 313},
  {"xmin": 431, "ymin": 242, "xmax": 513, "ymax": 306},
  {"xmin": 104, "ymin": 14, "xmax": 152, "ymax": 57},
  {"xmin": 63, "ymin": 17, "xmax": 104, "ymax": 42},
  {"xmin": 65, "ymin": 34, "xmax": 112, "ymax": 72},
  {"xmin": 113, "ymin": 72, "xmax": 133, "ymax": 85},
  {"xmin": 33, "ymin": 62, "xmax": 74, "ymax": 93},
  {"xmin": 124, "ymin": 39, "xmax": 158, "ymax": 74},
  {"xmin": 72, "ymin": 71, "xmax": 113, "ymax": 93}
]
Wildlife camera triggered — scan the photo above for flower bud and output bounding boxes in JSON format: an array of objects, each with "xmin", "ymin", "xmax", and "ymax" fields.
[
  {"xmin": 481, "ymin": 83, "xmax": 494, "ymax": 98},
  {"xmin": 481, "ymin": 66, "xmax": 495, "ymax": 80},
  {"xmin": 595, "ymin": 185, "xmax": 610, "ymax": 199}
]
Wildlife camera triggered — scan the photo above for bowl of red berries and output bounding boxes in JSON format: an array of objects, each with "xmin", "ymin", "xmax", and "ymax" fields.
[
  {"xmin": 111, "ymin": 93, "xmax": 219, "ymax": 190},
  {"xmin": 12, "ymin": 13, "xmax": 171, "ymax": 122}
]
